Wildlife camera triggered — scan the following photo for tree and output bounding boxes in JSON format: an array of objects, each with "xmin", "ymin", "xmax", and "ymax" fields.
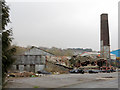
[{"xmin": 1, "ymin": 0, "xmax": 16, "ymax": 85}]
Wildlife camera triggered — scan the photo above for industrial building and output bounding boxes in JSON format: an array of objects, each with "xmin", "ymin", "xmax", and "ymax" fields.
[
  {"xmin": 11, "ymin": 47, "xmax": 54, "ymax": 72},
  {"xmin": 111, "ymin": 49, "xmax": 120, "ymax": 67}
]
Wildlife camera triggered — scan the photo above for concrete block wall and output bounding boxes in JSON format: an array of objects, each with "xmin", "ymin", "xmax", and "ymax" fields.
[
  {"xmin": 35, "ymin": 65, "xmax": 45, "ymax": 72},
  {"xmin": 11, "ymin": 47, "xmax": 54, "ymax": 72},
  {"xmin": 14, "ymin": 55, "xmax": 45, "ymax": 65},
  {"xmin": 19, "ymin": 65, "xmax": 24, "ymax": 72}
]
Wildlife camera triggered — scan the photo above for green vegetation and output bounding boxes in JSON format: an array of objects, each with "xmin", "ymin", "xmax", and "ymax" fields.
[
  {"xmin": 33, "ymin": 86, "xmax": 39, "ymax": 88},
  {"xmin": 12, "ymin": 45, "xmax": 29, "ymax": 55},
  {"xmin": 40, "ymin": 47, "xmax": 73, "ymax": 56},
  {"xmin": 2, "ymin": 0, "xmax": 16, "ymax": 85}
]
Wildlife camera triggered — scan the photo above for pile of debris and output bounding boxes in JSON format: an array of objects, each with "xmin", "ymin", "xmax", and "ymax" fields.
[
  {"xmin": 8, "ymin": 70, "xmax": 52, "ymax": 77},
  {"xmin": 8, "ymin": 71, "xmax": 35, "ymax": 77}
]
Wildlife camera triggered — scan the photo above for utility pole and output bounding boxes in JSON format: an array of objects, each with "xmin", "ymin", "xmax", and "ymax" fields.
[{"xmin": 0, "ymin": 1, "xmax": 2, "ymax": 89}]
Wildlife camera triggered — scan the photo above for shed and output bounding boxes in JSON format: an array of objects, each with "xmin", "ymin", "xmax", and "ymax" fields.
[{"xmin": 12, "ymin": 47, "xmax": 54, "ymax": 72}]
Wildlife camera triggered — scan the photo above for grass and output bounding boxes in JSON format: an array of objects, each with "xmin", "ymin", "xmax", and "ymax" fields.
[{"xmin": 33, "ymin": 86, "xmax": 39, "ymax": 88}]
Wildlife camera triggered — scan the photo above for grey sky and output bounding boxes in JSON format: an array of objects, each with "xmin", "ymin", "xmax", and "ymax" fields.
[{"xmin": 6, "ymin": 0, "xmax": 118, "ymax": 51}]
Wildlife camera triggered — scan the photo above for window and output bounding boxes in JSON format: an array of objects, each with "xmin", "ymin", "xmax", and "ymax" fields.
[{"xmin": 16, "ymin": 65, "xmax": 19, "ymax": 70}]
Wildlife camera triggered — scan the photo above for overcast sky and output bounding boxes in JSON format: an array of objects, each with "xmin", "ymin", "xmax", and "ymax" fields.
[{"xmin": 6, "ymin": 0, "xmax": 119, "ymax": 51}]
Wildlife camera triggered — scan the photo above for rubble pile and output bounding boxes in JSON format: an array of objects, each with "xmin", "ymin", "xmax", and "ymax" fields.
[{"xmin": 8, "ymin": 71, "xmax": 35, "ymax": 77}]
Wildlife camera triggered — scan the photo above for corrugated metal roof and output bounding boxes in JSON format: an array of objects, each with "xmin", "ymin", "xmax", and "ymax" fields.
[{"xmin": 111, "ymin": 49, "xmax": 120, "ymax": 57}]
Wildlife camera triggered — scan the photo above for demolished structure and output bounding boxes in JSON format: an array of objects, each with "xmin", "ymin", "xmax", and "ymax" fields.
[{"xmin": 69, "ymin": 14, "xmax": 113, "ymax": 70}]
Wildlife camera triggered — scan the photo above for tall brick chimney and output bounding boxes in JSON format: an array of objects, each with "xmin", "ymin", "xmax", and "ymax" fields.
[{"xmin": 100, "ymin": 13, "xmax": 110, "ymax": 60}]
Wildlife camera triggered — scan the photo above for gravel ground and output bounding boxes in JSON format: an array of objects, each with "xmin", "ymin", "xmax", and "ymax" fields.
[{"xmin": 4, "ymin": 72, "xmax": 118, "ymax": 88}]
